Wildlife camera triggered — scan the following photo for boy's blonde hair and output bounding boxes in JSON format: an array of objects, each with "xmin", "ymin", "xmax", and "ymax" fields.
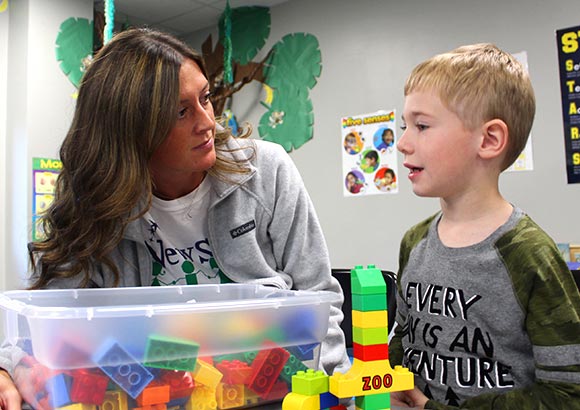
[{"xmin": 404, "ymin": 43, "xmax": 536, "ymax": 170}]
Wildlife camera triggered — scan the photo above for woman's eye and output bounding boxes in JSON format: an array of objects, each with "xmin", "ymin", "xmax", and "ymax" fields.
[
  {"xmin": 400, "ymin": 124, "xmax": 407, "ymax": 131},
  {"xmin": 201, "ymin": 92, "xmax": 212, "ymax": 105},
  {"xmin": 178, "ymin": 107, "xmax": 187, "ymax": 119}
]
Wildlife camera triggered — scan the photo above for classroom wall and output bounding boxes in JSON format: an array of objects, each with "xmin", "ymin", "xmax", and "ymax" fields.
[
  {"xmin": 1, "ymin": 0, "xmax": 92, "ymax": 291},
  {"xmin": 184, "ymin": 0, "xmax": 580, "ymax": 272}
]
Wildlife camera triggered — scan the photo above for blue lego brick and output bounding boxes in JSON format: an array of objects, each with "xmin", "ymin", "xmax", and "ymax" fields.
[
  {"xmin": 319, "ymin": 391, "xmax": 339, "ymax": 408},
  {"xmin": 93, "ymin": 340, "xmax": 154, "ymax": 399},
  {"xmin": 46, "ymin": 373, "xmax": 72, "ymax": 408}
]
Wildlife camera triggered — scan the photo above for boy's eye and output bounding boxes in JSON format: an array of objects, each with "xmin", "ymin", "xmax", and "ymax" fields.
[{"xmin": 416, "ymin": 123, "xmax": 429, "ymax": 131}]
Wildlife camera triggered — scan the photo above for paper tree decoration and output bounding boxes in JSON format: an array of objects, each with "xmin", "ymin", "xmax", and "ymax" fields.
[
  {"xmin": 203, "ymin": 6, "xmax": 322, "ymax": 152},
  {"xmin": 55, "ymin": 17, "xmax": 94, "ymax": 88}
]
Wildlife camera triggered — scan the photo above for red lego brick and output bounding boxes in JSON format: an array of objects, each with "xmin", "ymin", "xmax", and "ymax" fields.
[
  {"xmin": 159, "ymin": 370, "xmax": 195, "ymax": 400},
  {"xmin": 352, "ymin": 342, "xmax": 389, "ymax": 361},
  {"xmin": 248, "ymin": 344, "xmax": 290, "ymax": 399},
  {"xmin": 216, "ymin": 360, "xmax": 253, "ymax": 385},
  {"xmin": 69, "ymin": 369, "xmax": 109, "ymax": 405},
  {"xmin": 264, "ymin": 380, "xmax": 289, "ymax": 401}
]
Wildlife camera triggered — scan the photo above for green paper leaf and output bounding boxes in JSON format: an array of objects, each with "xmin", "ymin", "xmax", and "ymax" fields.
[
  {"xmin": 265, "ymin": 33, "xmax": 322, "ymax": 90},
  {"xmin": 55, "ymin": 17, "xmax": 94, "ymax": 88},
  {"xmin": 218, "ymin": 6, "xmax": 270, "ymax": 65},
  {"xmin": 258, "ymin": 86, "xmax": 314, "ymax": 152}
]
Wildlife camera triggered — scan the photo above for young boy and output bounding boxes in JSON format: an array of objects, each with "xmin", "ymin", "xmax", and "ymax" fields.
[{"xmin": 389, "ymin": 43, "xmax": 580, "ymax": 409}]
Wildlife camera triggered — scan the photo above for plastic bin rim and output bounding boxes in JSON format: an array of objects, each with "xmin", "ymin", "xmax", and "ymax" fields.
[{"xmin": 0, "ymin": 283, "xmax": 340, "ymax": 319}]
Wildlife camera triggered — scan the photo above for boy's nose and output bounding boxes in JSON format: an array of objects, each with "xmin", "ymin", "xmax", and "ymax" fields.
[{"xmin": 397, "ymin": 130, "xmax": 411, "ymax": 154}]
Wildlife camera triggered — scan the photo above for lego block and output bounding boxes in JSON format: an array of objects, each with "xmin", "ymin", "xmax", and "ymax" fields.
[
  {"xmin": 355, "ymin": 392, "xmax": 390, "ymax": 409},
  {"xmin": 216, "ymin": 383, "xmax": 245, "ymax": 409},
  {"xmin": 136, "ymin": 382, "xmax": 171, "ymax": 406},
  {"xmin": 57, "ymin": 403, "xmax": 97, "ymax": 410},
  {"xmin": 265, "ymin": 380, "xmax": 289, "ymax": 401},
  {"xmin": 351, "ymin": 265, "xmax": 386, "ymax": 295},
  {"xmin": 144, "ymin": 335, "xmax": 199, "ymax": 372},
  {"xmin": 282, "ymin": 392, "xmax": 319, "ymax": 410},
  {"xmin": 352, "ymin": 293, "xmax": 387, "ymax": 312},
  {"xmin": 352, "ymin": 310, "xmax": 388, "ymax": 328},
  {"xmin": 186, "ymin": 385, "xmax": 217, "ymax": 410},
  {"xmin": 192, "ymin": 359, "xmax": 223, "ymax": 390},
  {"xmin": 93, "ymin": 340, "xmax": 155, "ymax": 399},
  {"xmin": 319, "ymin": 391, "xmax": 339, "ymax": 408},
  {"xmin": 248, "ymin": 344, "xmax": 289, "ymax": 398},
  {"xmin": 101, "ymin": 391, "xmax": 128, "ymax": 410},
  {"xmin": 159, "ymin": 370, "xmax": 195, "ymax": 400},
  {"xmin": 353, "ymin": 343, "xmax": 389, "ymax": 361},
  {"xmin": 69, "ymin": 369, "xmax": 109, "ymax": 405},
  {"xmin": 132, "ymin": 404, "xmax": 167, "ymax": 410},
  {"xmin": 353, "ymin": 326, "xmax": 389, "ymax": 345},
  {"xmin": 329, "ymin": 359, "xmax": 414, "ymax": 398},
  {"xmin": 280, "ymin": 353, "xmax": 309, "ymax": 385},
  {"xmin": 46, "ymin": 373, "xmax": 72, "ymax": 408},
  {"xmin": 216, "ymin": 360, "xmax": 253, "ymax": 385},
  {"xmin": 243, "ymin": 386, "xmax": 260, "ymax": 407},
  {"xmin": 291, "ymin": 369, "xmax": 328, "ymax": 396},
  {"xmin": 287, "ymin": 343, "xmax": 317, "ymax": 361}
]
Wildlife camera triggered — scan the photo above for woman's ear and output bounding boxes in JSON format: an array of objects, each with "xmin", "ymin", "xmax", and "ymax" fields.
[{"xmin": 479, "ymin": 119, "xmax": 508, "ymax": 161}]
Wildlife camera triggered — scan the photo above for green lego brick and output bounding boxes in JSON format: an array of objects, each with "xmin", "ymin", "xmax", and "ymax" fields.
[
  {"xmin": 352, "ymin": 293, "xmax": 388, "ymax": 311},
  {"xmin": 144, "ymin": 335, "xmax": 199, "ymax": 371},
  {"xmin": 352, "ymin": 326, "xmax": 389, "ymax": 345},
  {"xmin": 292, "ymin": 369, "xmax": 329, "ymax": 396},
  {"xmin": 280, "ymin": 353, "xmax": 309, "ymax": 385},
  {"xmin": 351, "ymin": 265, "xmax": 386, "ymax": 295},
  {"xmin": 355, "ymin": 392, "xmax": 391, "ymax": 409}
]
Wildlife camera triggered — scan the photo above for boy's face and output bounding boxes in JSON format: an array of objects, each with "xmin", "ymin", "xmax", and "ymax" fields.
[{"xmin": 398, "ymin": 90, "xmax": 481, "ymax": 199}]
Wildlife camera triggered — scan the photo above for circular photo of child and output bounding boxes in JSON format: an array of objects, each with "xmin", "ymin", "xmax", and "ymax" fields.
[
  {"xmin": 374, "ymin": 167, "xmax": 397, "ymax": 192},
  {"xmin": 360, "ymin": 149, "xmax": 380, "ymax": 174},
  {"xmin": 374, "ymin": 127, "xmax": 395, "ymax": 152},
  {"xmin": 343, "ymin": 131, "xmax": 363, "ymax": 155},
  {"xmin": 345, "ymin": 170, "xmax": 365, "ymax": 194}
]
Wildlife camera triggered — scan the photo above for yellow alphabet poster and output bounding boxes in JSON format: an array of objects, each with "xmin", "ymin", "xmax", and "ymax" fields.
[{"xmin": 32, "ymin": 157, "xmax": 62, "ymax": 240}]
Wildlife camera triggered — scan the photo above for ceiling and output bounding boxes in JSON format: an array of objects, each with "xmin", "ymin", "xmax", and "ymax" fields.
[{"xmin": 94, "ymin": 0, "xmax": 289, "ymax": 37}]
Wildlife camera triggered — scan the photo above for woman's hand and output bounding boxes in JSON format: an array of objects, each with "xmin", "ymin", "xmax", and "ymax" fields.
[{"xmin": 0, "ymin": 370, "xmax": 21, "ymax": 410}]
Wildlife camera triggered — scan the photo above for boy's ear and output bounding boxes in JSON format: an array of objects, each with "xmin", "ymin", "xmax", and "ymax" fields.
[{"xmin": 478, "ymin": 119, "xmax": 508, "ymax": 160}]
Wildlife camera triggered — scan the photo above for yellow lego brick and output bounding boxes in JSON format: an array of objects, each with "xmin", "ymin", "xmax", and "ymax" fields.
[
  {"xmin": 282, "ymin": 392, "xmax": 320, "ymax": 410},
  {"xmin": 56, "ymin": 404, "xmax": 96, "ymax": 410},
  {"xmin": 352, "ymin": 310, "xmax": 388, "ymax": 328},
  {"xmin": 217, "ymin": 383, "xmax": 244, "ymax": 409},
  {"xmin": 187, "ymin": 385, "xmax": 217, "ymax": 410},
  {"xmin": 100, "ymin": 391, "xmax": 127, "ymax": 410},
  {"xmin": 329, "ymin": 359, "xmax": 414, "ymax": 398},
  {"xmin": 192, "ymin": 359, "xmax": 223, "ymax": 389}
]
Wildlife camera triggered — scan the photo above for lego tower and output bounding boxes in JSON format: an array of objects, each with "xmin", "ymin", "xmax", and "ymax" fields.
[{"xmin": 282, "ymin": 265, "xmax": 414, "ymax": 410}]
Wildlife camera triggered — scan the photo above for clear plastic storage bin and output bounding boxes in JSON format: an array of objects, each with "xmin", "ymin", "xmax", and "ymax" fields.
[{"xmin": 0, "ymin": 284, "xmax": 338, "ymax": 410}]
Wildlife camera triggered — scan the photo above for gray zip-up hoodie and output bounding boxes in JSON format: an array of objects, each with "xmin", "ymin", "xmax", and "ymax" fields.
[{"xmin": 0, "ymin": 137, "xmax": 351, "ymax": 377}]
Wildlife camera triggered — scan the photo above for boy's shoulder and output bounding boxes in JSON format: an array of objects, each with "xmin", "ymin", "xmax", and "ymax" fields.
[{"xmin": 402, "ymin": 212, "xmax": 440, "ymax": 244}]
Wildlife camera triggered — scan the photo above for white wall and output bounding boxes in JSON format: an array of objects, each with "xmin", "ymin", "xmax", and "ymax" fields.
[
  {"xmin": 0, "ymin": 3, "xmax": 9, "ymax": 292},
  {"xmin": 185, "ymin": 0, "xmax": 580, "ymax": 272},
  {"xmin": 2, "ymin": 0, "xmax": 92, "ymax": 291}
]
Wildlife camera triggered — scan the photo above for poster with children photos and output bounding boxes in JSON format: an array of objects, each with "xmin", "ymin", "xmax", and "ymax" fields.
[{"xmin": 342, "ymin": 110, "xmax": 399, "ymax": 197}]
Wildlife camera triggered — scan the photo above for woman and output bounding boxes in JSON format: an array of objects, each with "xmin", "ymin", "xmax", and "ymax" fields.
[{"xmin": 0, "ymin": 28, "xmax": 350, "ymax": 409}]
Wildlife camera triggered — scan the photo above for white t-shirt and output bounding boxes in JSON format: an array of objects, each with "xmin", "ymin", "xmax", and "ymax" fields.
[{"xmin": 140, "ymin": 177, "xmax": 231, "ymax": 286}]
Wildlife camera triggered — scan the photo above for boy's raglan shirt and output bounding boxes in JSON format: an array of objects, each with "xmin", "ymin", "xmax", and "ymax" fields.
[{"xmin": 390, "ymin": 207, "xmax": 580, "ymax": 409}]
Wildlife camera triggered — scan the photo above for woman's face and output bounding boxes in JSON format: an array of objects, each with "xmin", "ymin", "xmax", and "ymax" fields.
[{"xmin": 149, "ymin": 59, "xmax": 216, "ymax": 191}]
